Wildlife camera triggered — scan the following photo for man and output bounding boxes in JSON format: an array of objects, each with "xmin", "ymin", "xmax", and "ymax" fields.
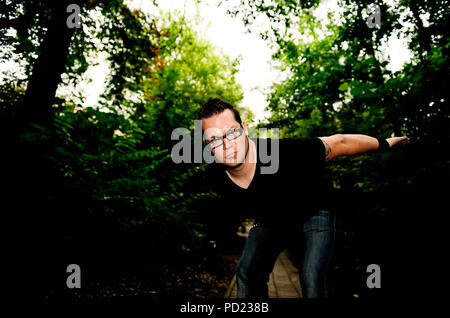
[{"xmin": 198, "ymin": 97, "xmax": 409, "ymax": 298}]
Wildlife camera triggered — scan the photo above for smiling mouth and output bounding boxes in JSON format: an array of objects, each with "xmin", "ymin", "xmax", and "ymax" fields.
[{"xmin": 226, "ymin": 151, "xmax": 237, "ymax": 159}]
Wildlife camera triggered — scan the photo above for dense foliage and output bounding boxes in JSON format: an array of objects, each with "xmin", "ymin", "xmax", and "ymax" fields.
[
  {"xmin": 1, "ymin": 0, "xmax": 245, "ymax": 299},
  {"xmin": 1, "ymin": 0, "xmax": 448, "ymax": 300},
  {"xmin": 224, "ymin": 0, "xmax": 448, "ymax": 299}
]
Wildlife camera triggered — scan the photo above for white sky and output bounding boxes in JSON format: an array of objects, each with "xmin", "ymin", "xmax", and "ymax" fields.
[{"xmin": 128, "ymin": 0, "xmax": 281, "ymax": 123}]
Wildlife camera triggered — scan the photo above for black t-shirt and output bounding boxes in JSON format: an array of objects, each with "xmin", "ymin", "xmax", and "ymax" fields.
[{"xmin": 204, "ymin": 137, "xmax": 331, "ymax": 226}]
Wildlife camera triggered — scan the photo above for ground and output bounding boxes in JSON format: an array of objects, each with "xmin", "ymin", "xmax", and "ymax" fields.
[{"xmin": 62, "ymin": 253, "xmax": 241, "ymax": 301}]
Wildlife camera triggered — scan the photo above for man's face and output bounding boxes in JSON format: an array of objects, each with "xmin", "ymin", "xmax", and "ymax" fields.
[{"xmin": 202, "ymin": 109, "xmax": 247, "ymax": 166}]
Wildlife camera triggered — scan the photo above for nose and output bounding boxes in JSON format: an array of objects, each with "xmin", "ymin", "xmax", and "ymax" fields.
[{"xmin": 222, "ymin": 138, "xmax": 235, "ymax": 156}]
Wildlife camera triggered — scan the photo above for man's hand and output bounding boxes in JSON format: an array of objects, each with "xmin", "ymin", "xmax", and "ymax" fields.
[{"xmin": 386, "ymin": 136, "xmax": 410, "ymax": 148}]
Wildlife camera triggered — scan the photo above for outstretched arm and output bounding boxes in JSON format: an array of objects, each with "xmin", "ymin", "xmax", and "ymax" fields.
[{"xmin": 319, "ymin": 134, "xmax": 410, "ymax": 162}]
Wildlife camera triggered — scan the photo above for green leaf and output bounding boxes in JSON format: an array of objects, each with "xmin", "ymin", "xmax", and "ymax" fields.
[
  {"xmin": 351, "ymin": 86, "xmax": 363, "ymax": 96},
  {"xmin": 338, "ymin": 82, "xmax": 349, "ymax": 91}
]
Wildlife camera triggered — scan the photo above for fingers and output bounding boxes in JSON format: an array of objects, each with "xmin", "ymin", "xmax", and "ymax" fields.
[
  {"xmin": 392, "ymin": 136, "xmax": 410, "ymax": 148},
  {"xmin": 400, "ymin": 136, "xmax": 410, "ymax": 144}
]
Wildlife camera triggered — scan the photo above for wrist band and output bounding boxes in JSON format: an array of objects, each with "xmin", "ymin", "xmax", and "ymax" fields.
[{"xmin": 376, "ymin": 138, "xmax": 390, "ymax": 152}]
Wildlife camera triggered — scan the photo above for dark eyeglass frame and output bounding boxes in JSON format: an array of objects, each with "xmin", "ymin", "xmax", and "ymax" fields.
[{"xmin": 204, "ymin": 125, "xmax": 244, "ymax": 150}]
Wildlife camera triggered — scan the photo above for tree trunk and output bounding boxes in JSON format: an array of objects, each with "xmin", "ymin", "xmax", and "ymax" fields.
[
  {"xmin": 9, "ymin": 0, "xmax": 86, "ymax": 302},
  {"xmin": 21, "ymin": 0, "xmax": 76, "ymax": 129},
  {"xmin": 410, "ymin": 2, "xmax": 430, "ymax": 62}
]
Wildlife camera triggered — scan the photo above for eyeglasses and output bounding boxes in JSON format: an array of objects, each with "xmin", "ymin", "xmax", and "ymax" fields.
[{"xmin": 205, "ymin": 127, "xmax": 244, "ymax": 150}]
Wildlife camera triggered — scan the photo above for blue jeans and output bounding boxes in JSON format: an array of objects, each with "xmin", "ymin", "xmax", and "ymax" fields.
[{"xmin": 236, "ymin": 210, "xmax": 336, "ymax": 298}]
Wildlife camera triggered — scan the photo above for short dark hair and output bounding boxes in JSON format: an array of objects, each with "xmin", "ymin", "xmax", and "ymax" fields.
[{"xmin": 198, "ymin": 97, "xmax": 242, "ymax": 125}]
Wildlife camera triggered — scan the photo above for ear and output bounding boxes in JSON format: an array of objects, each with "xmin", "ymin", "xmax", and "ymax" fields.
[{"xmin": 242, "ymin": 121, "xmax": 248, "ymax": 134}]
